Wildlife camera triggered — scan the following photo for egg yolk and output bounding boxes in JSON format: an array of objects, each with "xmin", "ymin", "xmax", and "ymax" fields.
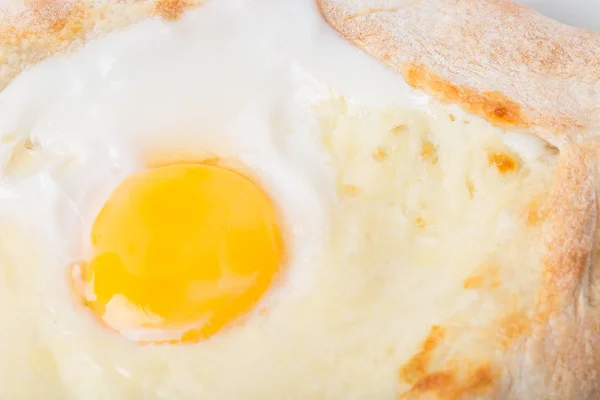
[{"xmin": 76, "ymin": 164, "xmax": 283, "ymax": 343}]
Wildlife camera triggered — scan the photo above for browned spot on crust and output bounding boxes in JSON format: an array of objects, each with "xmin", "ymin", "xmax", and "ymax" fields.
[
  {"xmin": 463, "ymin": 265, "xmax": 500, "ymax": 290},
  {"xmin": 27, "ymin": 0, "xmax": 85, "ymax": 31},
  {"xmin": 420, "ymin": 140, "xmax": 438, "ymax": 164},
  {"xmin": 449, "ymin": 113, "xmax": 456, "ymax": 122},
  {"xmin": 404, "ymin": 64, "xmax": 527, "ymax": 128},
  {"xmin": 464, "ymin": 365, "xmax": 495, "ymax": 394},
  {"xmin": 153, "ymin": 0, "xmax": 192, "ymax": 21},
  {"xmin": 399, "ymin": 364, "xmax": 495, "ymax": 399},
  {"xmin": 409, "ymin": 371, "xmax": 455, "ymax": 395},
  {"xmin": 0, "ymin": 1, "xmax": 88, "ymax": 51},
  {"xmin": 496, "ymin": 312, "xmax": 530, "ymax": 348},
  {"xmin": 487, "ymin": 151, "xmax": 519, "ymax": 173},
  {"xmin": 50, "ymin": 9, "xmax": 84, "ymax": 39},
  {"xmin": 372, "ymin": 147, "xmax": 387, "ymax": 161},
  {"xmin": 399, "ymin": 326, "xmax": 445, "ymax": 385}
]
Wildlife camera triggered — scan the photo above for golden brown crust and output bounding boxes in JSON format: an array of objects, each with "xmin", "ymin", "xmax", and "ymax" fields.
[
  {"xmin": 0, "ymin": 0, "xmax": 204, "ymax": 92},
  {"xmin": 404, "ymin": 64, "xmax": 528, "ymax": 129},
  {"xmin": 523, "ymin": 141, "xmax": 600, "ymax": 399},
  {"xmin": 153, "ymin": 0, "xmax": 192, "ymax": 20},
  {"xmin": 317, "ymin": 0, "xmax": 600, "ymax": 146},
  {"xmin": 397, "ymin": 326, "xmax": 497, "ymax": 399}
]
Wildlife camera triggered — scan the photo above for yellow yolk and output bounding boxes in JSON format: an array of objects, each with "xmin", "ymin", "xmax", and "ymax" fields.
[{"xmin": 75, "ymin": 164, "xmax": 283, "ymax": 343}]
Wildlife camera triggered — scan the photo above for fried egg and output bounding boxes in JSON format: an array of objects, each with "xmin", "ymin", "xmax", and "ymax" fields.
[{"xmin": 0, "ymin": 0, "xmax": 557, "ymax": 398}]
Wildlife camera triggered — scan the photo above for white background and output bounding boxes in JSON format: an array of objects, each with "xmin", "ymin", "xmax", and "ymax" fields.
[{"xmin": 515, "ymin": 0, "xmax": 599, "ymax": 31}]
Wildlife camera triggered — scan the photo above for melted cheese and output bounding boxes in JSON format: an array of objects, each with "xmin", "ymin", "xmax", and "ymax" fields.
[{"xmin": 319, "ymin": 98, "xmax": 556, "ymax": 396}]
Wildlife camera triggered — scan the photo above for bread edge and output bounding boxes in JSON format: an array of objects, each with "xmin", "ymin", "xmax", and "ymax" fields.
[{"xmin": 317, "ymin": 0, "xmax": 600, "ymax": 398}]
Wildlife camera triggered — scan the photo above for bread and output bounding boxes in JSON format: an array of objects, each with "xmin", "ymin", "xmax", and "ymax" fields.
[
  {"xmin": 1, "ymin": 0, "xmax": 599, "ymax": 398},
  {"xmin": 317, "ymin": 0, "xmax": 600, "ymax": 398},
  {"xmin": 0, "ymin": 0, "xmax": 205, "ymax": 92}
]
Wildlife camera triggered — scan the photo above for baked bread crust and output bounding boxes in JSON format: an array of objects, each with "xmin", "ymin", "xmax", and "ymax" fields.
[
  {"xmin": 317, "ymin": 0, "xmax": 600, "ymax": 146},
  {"xmin": 0, "ymin": 0, "xmax": 203, "ymax": 92},
  {"xmin": 317, "ymin": 0, "xmax": 600, "ymax": 399},
  {"xmin": 1, "ymin": 0, "xmax": 599, "ymax": 399}
]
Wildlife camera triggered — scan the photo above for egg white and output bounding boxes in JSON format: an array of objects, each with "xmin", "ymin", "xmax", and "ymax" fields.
[{"xmin": 0, "ymin": 0, "xmax": 557, "ymax": 399}]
